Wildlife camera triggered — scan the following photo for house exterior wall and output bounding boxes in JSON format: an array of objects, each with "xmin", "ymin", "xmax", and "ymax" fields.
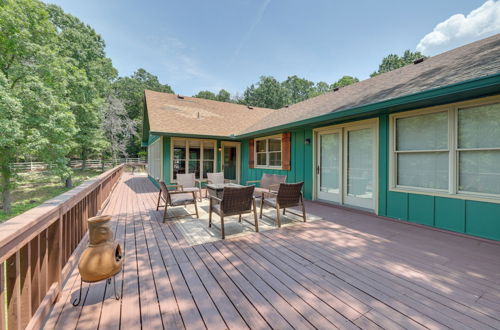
[
  {"xmin": 151, "ymin": 95, "xmax": 500, "ymax": 241},
  {"xmin": 240, "ymin": 128, "xmax": 314, "ymax": 199}
]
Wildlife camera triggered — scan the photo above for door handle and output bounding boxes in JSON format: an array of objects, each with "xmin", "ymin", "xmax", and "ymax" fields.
[{"xmin": 316, "ymin": 165, "xmax": 320, "ymax": 175}]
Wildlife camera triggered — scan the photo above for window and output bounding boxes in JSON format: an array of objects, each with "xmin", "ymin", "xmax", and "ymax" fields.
[
  {"xmin": 457, "ymin": 104, "xmax": 500, "ymax": 195},
  {"xmin": 395, "ymin": 111, "xmax": 449, "ymax": 190},
  {"xmin": 172, "ymin": 139, "xmax": 216, "ymax": 180},
  {"xmin": 147, "ymin": 138, "xmax": 162, "ymax": 180},
  {"xmin": 255, "ymin": 136, "xmax": 282, "ymax": 168},
  {"xmin": 392, "ymin": 100, "xmax": 500, "ymax": 198}
]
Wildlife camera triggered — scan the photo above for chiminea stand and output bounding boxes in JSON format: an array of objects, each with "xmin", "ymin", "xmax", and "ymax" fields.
[{"xmin": 72, "ymin": 215, "xmax": 124, "ymax": 306}]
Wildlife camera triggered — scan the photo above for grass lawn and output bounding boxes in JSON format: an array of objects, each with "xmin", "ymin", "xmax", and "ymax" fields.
[{"xmin": 0, "ymin": 169, "xmax": 108, "ymax": 223}]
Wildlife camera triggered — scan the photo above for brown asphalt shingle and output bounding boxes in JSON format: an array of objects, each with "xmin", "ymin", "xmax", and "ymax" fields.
[
  {"xmin": 145, "ymin": 34, "xmax": 500, "ymax": 137},
  {"xmin": 144, "ymin": 91, "xmax": 276, "ymax": 136}
]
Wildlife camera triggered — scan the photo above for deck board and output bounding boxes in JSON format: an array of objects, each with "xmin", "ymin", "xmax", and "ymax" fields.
[{"xmin": 44, "ymin": 173, "xmax": 500, "ymax": 329}]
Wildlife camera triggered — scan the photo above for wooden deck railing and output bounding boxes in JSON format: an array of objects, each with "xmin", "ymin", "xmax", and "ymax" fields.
[{"xmin": 0, "ymin": 165, "xmax": 124, "ymax": 330}]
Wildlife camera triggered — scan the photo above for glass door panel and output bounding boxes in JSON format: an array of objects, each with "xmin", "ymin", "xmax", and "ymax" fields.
[
  {"xmin": 344, "ymin": 127, "xmax": 374, "ymax": 210},
  {"xmin": 223, "ymin": 146, "xmax": 237, "ymax": 180},
  {"xmin": 317, "ymin": 131, "xmax": 341, "ymax": 203}
]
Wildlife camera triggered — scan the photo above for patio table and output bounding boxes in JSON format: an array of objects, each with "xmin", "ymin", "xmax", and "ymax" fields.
[{"xmin": 206, "ymin": 183, "xmax": 243, "ymax": 201}]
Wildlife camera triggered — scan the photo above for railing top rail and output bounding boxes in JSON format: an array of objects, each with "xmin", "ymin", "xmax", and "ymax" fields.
[{"xmin": 0, "ymin": 164, "xmax": 124, "ymax": 263}]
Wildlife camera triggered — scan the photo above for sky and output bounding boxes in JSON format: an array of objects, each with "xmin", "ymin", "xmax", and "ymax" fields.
[{"xmin": 44, "ymin": 0, "xmax": 500, "ymax": 97}]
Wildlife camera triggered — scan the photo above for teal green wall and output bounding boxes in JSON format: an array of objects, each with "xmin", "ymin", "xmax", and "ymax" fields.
[
  {"xmin": 240, "ymin": 128, "xmax": 314, "ymax": 199},
  {"xmin": 377, "ymin": 115, "xmax": 500, "ymax": 241},
  {"xmin": 154, "ymin": 102, "xmax": 500, "ymax": 241}
]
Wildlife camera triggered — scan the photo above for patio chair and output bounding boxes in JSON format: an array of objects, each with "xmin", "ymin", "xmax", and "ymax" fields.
[
  {"xmin": 207, "ymin": 172, "xmax": 233, "ymax": 185},
  {"xmin": 156, "ymin": 181, "xmax": 199, "ymax": 222},
  {"xmin": 176, "ymin": 173, "xmax": 202, "ymax": 201},
  {"xmin": 260, "ymin": 182, "xmax": 306, "ymax": 228},
  {"xmin": 209, "ymin": 185, "xmax": 258, "ymax": 239},
  {"xmin": 246, "ymin": 173, "xmax": 287, "ymax": 198}
]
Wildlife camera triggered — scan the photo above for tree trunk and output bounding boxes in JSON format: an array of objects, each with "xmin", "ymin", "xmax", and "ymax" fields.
[
  {"xmin": 1, "ymin": 163, "xmax": 12, "ymax": 213},
  {"xmin": 101, "ymin": 156, "xmax": 105, "ymax": 172},
  {"xmin": 81, "ymin": 150, "xmax": 87, "ymax": 170},
  {"xmin": 65, "ymin": 176, "xmax": 73, "ymax": 188}
]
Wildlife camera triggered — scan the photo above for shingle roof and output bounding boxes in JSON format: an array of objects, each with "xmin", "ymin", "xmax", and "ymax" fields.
[
  {"xmin": 145, "ymin": 34, "xmax": 500, "ymax": 138},
  {"xmin": 144, "ymin": 91, "xmax": 276, "ymax": 136},
  {"xmin": 243, "ymin": 33, "xmax": 500, "ymax": 134}
]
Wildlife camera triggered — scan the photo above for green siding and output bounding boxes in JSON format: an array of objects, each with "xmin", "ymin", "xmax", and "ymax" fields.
[
  {"xmin": 465, "ymin": 201, "xmax": 500, "ymax": 241},
  {"xmin": 408, "ymin": 194, "xmax": 434, "ymax": 226},
  {"xmin": 435, "ymin": 197, "xmax": 466, "ymax": 233},
  {"xmin": 163, "ymin": 137, "xmax": 171, "ymax": 184},
  {"xmin": 240, "ymin": 128, "xmax": 314, "ymax": 199},
  {"xmin": 386, "ymin": 191, "xmax": 408, "ymax": 220},
  {"xmin": 378, "ymin": 115, "xmax": 389, "ymax": 216}
]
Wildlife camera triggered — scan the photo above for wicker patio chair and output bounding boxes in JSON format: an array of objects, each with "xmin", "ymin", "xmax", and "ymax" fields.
[
  {"xmin": 246, "ymin": 173, "xmax": 287, "ymax": 198},
  {"xmin": 156, "ymin": 181, "xmax": 199, "ymax": 222},
  {"xmin": 207, "ymin": 172, "xmax": 234, "ymax": 185},
  {"xmin": 176, "ymin": 173, "xmax": 202, "ymax": 201},
  {"xmin": 209, "ymin": 185, "xmax": 258, "ymax": 239},
  {"xmin": 260, "ymin": 182, "xmax": 306, "ymax": 228}
]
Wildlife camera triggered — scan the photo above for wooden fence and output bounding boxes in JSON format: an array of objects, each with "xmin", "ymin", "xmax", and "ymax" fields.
[
  {"xmin": 0, "ymin": 165, "xmax": 124, "ymax": 330},
  {"xmin": 10, "ymin": 158, "xmax": 144, "ymax": 172}
]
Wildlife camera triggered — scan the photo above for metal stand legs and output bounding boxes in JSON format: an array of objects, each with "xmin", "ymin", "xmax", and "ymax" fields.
[{"xmin": 72, "ymin": 276, "xmax": 121, "ymax": 306}]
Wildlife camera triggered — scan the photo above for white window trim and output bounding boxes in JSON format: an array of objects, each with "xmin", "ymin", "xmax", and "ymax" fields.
[
  {"xmin": 389, "ymin": 96, "xmax": 500, "ymax": 203},
  {"xmin": 170, "ymin": 137, "xmax": 217, "ymax": 182},
  {"xmin": 254, "ymin": 134, "xmax": 283, "ymax": 170}
]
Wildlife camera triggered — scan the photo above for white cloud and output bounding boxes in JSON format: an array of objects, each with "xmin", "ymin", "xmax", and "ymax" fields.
[{"xmin": 416, "ymin": 0, "xmax": 500, "ymax": 55}]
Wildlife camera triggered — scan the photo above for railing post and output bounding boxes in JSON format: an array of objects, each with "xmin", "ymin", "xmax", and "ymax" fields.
[
  {"xmin": 47, "ymin": 216, "xmax": 62, "ymax": 302},
  {"xmin": 19, "ymin": 244, "xmax": 31, "ymax": 328}
]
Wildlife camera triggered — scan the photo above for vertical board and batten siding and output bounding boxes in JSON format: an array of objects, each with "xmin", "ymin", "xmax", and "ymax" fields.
[
  {"xmin": 377, "ymin": 113, "xmax": 500, "ymax": 241},
  {"xmin": 151, "ymin": 103, "xmax": 500, "ymax": 241},
  {"xmin": 240, "ymin": 128, "xmax": 314, "ymax": 200}
]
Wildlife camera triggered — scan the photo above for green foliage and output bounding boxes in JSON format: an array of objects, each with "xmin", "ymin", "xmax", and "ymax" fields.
[
  {"xmin": 331, "ymin": 75, "xmax": 359, "ymax": 89},
  {"xmin": 193, "ymin": 90, "xmax": 217, "ymax": 100},
  {"xmin": 0, "ymin": 0, "xmax": 77, "ymax": 211},
  {"xmin": 46, "ymin": 4, "xmax": 117, "ymax": 164},
  {"xmin": 370, "ymin": 50, "xmax": 426, "ymax": 77},
  {"xmin": 193, "ymin": 89, "xmax": 232, "ymax": 103},
  {"xmin": 282, "ymin": 75, "xmax": 316, "ymax": 104},
  {"xmin": 112, "ymin": 68, "xmax": 173, "ymax": 156},
  {"xmin": 242, "ymin": 76, "xmax": 289, "ymax": 109}
]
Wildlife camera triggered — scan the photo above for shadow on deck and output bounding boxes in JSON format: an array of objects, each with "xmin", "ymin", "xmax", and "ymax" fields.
[{"xmin": 44, "ymin": 173, "xmax": 500, "ymax": 329}]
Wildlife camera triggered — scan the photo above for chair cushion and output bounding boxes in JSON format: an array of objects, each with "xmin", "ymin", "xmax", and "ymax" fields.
[
  {"xmin": 170, "ymin": 193, "xmax": 195, "ymax": 206},
  {"xmin": 182, "ymin": 187, "xmax": 200, "ymax": 193}
]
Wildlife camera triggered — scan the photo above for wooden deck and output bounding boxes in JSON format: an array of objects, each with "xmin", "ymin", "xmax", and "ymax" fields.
[{"xmin": 44, "ymin": 173, "xmax": 500, "ymax": 329}]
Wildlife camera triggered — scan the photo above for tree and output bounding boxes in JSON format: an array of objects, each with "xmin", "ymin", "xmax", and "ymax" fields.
[
  {"xmin": 281, "ymin": 75, "xmax": 315, "ymax": 104},
  {"xmin": 242, "ymin": 76, "xmax": 288, "ymax": 109},
  {"xmin": 331, "ymin": 75, "xmax": 359, "ymax": 89},
  {"xmin": 45, "ymin": 4, "xmax": 117, "ymax": 170},
  {"xmin": 193, "ymin": 90, "xmax": 217, "ymax": 100},
  {"xmin": 216, "ymin": 89, "xmax": 231, "ymax": 102},
  {"xmin": 101, "ymin": 94, "xmax": 137, "ymax": 163},
  {"xmin": 0, "ymin": 0, "xmax": 77, "ymax": 211},
  {"xmin": 112, "ymin": 69, "xmax": 173, "ymax": 156},
  {"xmin": 314, "ymin": 81, "xmax": 331, "ymax": 95},
  {"xmin": 370, "ymin": 50, "xmax": 426, "ymax": 77}
]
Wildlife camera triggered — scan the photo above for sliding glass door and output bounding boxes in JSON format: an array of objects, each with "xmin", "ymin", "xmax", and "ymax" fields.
[
  {"xmin": 315, "ymin": 121, "xmax": 377, "ymax": 211},
  {"xmin": 317, "ymin": 130, "xmax": 341, "ymax": 203}
]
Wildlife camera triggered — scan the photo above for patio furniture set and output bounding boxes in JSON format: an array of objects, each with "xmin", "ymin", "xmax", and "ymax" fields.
[{"xmin": 155, "ymin": 173, "xmax": 307, "ymax": 239}]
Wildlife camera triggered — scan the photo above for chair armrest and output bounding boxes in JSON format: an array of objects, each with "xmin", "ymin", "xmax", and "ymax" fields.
[
  {"xmin": 169, "ymin": 190, "xmax": 194, "ymax": 195},
  {"xmin": 165, "ymin": 184, "xmax": 182, "ymax": 191},
  {"xmin": 209, "ymin": 195, "xmax": 222, "ymax": 203},
  {"xmin": 261, "ymin": 190, "xmax": 277, "ymax": 199},
  {"xmin": 224, "ymin": 179, "xmax": 235, "ymax": 183},
  {"xmin": 246, "ymin": 180, "xmax": 261, "ymax": 185}
]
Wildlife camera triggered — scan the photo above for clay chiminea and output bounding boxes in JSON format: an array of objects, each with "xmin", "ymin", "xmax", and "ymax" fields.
[{"xmin": 73, "ymin": 215, "xmax": 124, "ymax": 306}]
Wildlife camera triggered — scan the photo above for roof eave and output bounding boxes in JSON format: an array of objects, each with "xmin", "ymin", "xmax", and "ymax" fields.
[{"xmin": 236, "ymin": 72, "xmax": 500, "ymax": 138}]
